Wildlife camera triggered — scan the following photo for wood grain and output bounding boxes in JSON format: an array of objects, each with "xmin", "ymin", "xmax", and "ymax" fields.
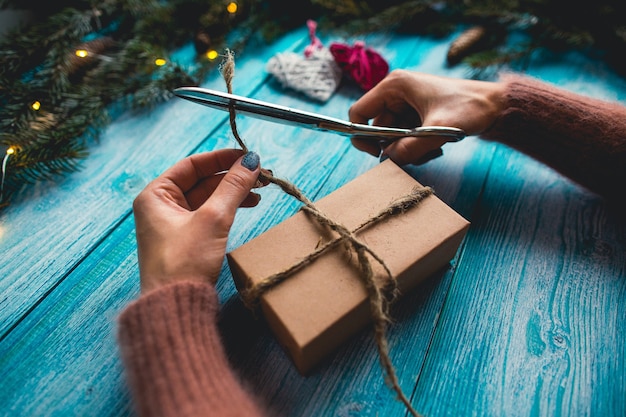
[{"xmin": 412, "ymin": 146, "xmax": 625, "ymax": 417}]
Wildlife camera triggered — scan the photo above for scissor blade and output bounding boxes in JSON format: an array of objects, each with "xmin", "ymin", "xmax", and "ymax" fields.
[
  {"xmin": 173, "ymin": 87, "xmax": 354, "ymax": 135},
  {"xmin": 173, "ymin": 87, "xmax": 466, "ymax": 141}
]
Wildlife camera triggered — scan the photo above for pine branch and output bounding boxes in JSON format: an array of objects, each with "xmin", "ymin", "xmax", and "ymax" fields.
[
  {"xmin": 0, "ymin": 7, "xmax": 95, "ymax": 78},
  {"xmin": 128, "ymin": 64, "xmax": 197, "ymax": 110}
]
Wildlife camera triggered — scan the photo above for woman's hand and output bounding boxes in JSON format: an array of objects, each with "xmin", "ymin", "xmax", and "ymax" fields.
[
  {"xmin": 132, "ymin": 149, "xmax": 262, "ymax": 293},
  {"xmin": 349, "ymin": 70, "xmax": 506, "ymax": 165}
]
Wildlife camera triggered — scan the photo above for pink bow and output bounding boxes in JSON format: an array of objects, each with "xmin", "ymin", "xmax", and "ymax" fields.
[{"xmin": 329, "ymin": 41, "xmax": 389, "ymax": 91}]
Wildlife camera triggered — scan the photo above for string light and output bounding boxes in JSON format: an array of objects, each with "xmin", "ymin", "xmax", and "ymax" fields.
[
  {"xmin": 226, "ymin": 2, "xmax": 237, "ymax": 13},
  {"xmin": 31, "ymin": 101, "xmax": 41, "ymax": 111},
  {"xmin": 74, "ymin": 47, "xmax": 113, "ymax": 62},
  {"xmin": 1, "ymin": 146, "xmax": 15, "ymax": 203},
  {"xmin": 154, "ymin": 58, "xmax": 167, "ymax": 66},
  {"xmin": 206, "ymin": 50, "xmax": 219, "ymax": 60}
]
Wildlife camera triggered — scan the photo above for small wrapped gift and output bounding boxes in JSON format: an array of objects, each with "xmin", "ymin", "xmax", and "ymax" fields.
[{"xmin": 227, "ymin": 160, "xmax": 470, "ymax": 374}]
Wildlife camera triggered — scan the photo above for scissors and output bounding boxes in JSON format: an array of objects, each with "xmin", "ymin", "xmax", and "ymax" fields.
[{"xmin": 173, "ymin": 87, "xmax": 466, "ymax": 142}]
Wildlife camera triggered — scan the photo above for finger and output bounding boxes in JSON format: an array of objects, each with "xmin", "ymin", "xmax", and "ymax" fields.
[
  {"xmin": 351, "ymin": 136, "xmax": 381, "ymax": 157},
  {"xmin": 349, "ymin": 89, "xmax": 390, "ymax": 124},
  {"xmin": 185, "ymin": 158, "xmax": 271, "ymax": 210},
  {"xmin": 185, "ymin": 174, "xmax": 263, "ymax": 210},
  {"xmin": 382, "ymin": 136, "xmax": 447, "ymax": 166},
  {"xmin": 184, "ymin": 173, "xmax": 226, "ymax": 210},
  {"xmin": 159, "ymin": 149, "xmax": 246, "ymax": 194},
  {"xmin": 373, "ymin": 112, "xmax": 401, "ymax": 129},
  {"xmin": 349, "ymin": 72, "xmax": 419, "ymax": 125},
  {"xmin": 203, "ymin": 151, "xmax": 261, "ymax": 216},
  {"xmin": 240, "ymin": 192, "xmax": 261, "ymax": 207}
]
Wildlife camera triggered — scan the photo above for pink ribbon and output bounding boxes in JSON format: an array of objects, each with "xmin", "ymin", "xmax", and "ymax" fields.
[{"xmin": 304, "ymin": 19, "xmax": 323, "ymax": 58}]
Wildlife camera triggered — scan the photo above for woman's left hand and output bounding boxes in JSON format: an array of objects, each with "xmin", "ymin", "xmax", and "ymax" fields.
[{"xmin": 132, "ymin": 149, "xmax": 262, "ymax": 293}]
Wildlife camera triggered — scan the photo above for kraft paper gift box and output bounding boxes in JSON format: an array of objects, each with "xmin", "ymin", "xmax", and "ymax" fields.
[{"xmin": 227, "ymin": 159, "xmax": 470, "ymax": 374}]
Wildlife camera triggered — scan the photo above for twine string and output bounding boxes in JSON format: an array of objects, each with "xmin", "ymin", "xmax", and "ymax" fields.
[
  {"xmin": 221, "ymin": 49, "xmax": 424, "ymax": 417},
  {"xmin": 240, "ymin": 185, "xmax": 433, "ymax": 309}
]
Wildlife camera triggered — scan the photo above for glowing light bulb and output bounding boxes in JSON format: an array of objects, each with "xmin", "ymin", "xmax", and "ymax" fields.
[
  {"xmin": 75, "ymin": 49, "xmax": 89, "ymax": 58},
  {"xmin": 154, "ymin": 58, "xmax": 167, "ymax": 66},
  {"xmin": 227, "ymin": 2, "xmax": 237, "ymax": 13},
  {"xmin": 206, "ymin": 50, "xmax": 219, "ymax": 60},
  {"xmin": 31, "ymin": 101, "xmax": 41, "ymax": 111},
  {"xmin": 6, "ymin": 147, "xmax": 15, "ymax": 155}
]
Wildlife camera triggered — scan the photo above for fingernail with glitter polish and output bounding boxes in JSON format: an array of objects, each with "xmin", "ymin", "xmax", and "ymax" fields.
[{"xmin": 241, "ymin": 152, "xmax": 260, "ymax": 171}]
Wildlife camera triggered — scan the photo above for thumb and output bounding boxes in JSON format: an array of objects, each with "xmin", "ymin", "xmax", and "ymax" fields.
[{"xmin": 203, "ymin": 151, "xmax": 261, "ymax": 216}]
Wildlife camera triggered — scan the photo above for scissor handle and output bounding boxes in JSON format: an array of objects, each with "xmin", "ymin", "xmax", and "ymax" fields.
[
  {"xmin": 320, "ymin": 121, "xmax": 466, "ymax": 142},
  {"xmin": 406, "ymin": 126, "xmax": 466, "ymax": 141}
]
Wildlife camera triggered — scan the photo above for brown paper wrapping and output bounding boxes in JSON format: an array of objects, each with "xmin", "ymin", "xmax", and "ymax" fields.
[{"xmin": 227, "ymin": 160, "xmax": 470, "ymax": 374}]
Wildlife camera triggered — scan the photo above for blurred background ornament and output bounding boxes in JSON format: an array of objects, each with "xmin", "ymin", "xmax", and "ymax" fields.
[
  {"xmin": 329, "ymin": 40, "xmax": 389, "ymax": 91},
  {"xmin": 266, "ymin": 20, "xmax": 342, "ymax": 102}
]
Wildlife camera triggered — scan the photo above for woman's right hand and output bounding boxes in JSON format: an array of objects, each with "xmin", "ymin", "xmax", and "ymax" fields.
[{"xmin": 348, "ymin": 70, "xmax": 506, "ymax": 165}]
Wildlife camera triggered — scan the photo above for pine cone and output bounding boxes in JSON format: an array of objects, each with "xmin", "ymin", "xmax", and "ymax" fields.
[{"xmin": 446, "ymin": 26, "xmax": 488, "ymax": 66}]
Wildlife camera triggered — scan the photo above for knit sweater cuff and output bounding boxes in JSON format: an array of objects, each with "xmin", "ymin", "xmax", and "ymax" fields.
[
  {"xmin": 482, "ymin": 73, "xmax": 626, "ymax": 203},
  {"xmin": 118, "ymin": 281, "xmax": 265, "ymax": 417}
]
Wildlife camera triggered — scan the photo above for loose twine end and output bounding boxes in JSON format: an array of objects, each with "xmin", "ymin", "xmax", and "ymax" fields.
[
  {"xmin": 220, "ymin": 49, "xmax": 248, "ymax": 154},
  {"xmin": 221, "ymin": 50, "xmax": 424, "ymax": 417}
]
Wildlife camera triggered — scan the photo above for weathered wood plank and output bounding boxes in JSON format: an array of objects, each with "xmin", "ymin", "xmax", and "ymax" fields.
[
  {"xmin": 0, "ymin": 217, "xmax": 137, "ymax": 416},
  {"xmin": 412, "ymin": 146, "xmax": 625, "ymax": 416}
]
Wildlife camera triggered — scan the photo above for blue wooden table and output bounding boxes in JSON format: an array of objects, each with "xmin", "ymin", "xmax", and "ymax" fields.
[{"xmin": 1, "ymin": 27, "xmax": 625, "ymax": 417}]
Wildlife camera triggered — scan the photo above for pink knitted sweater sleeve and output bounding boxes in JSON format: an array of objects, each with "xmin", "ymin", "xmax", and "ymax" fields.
[
  {"xmin": 482, "ymin": 74, "xmax": 626, "ymax": 206},
  {"xmin": 118, "ymin": 281, "xmax": 266, "ymax": 417}
]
